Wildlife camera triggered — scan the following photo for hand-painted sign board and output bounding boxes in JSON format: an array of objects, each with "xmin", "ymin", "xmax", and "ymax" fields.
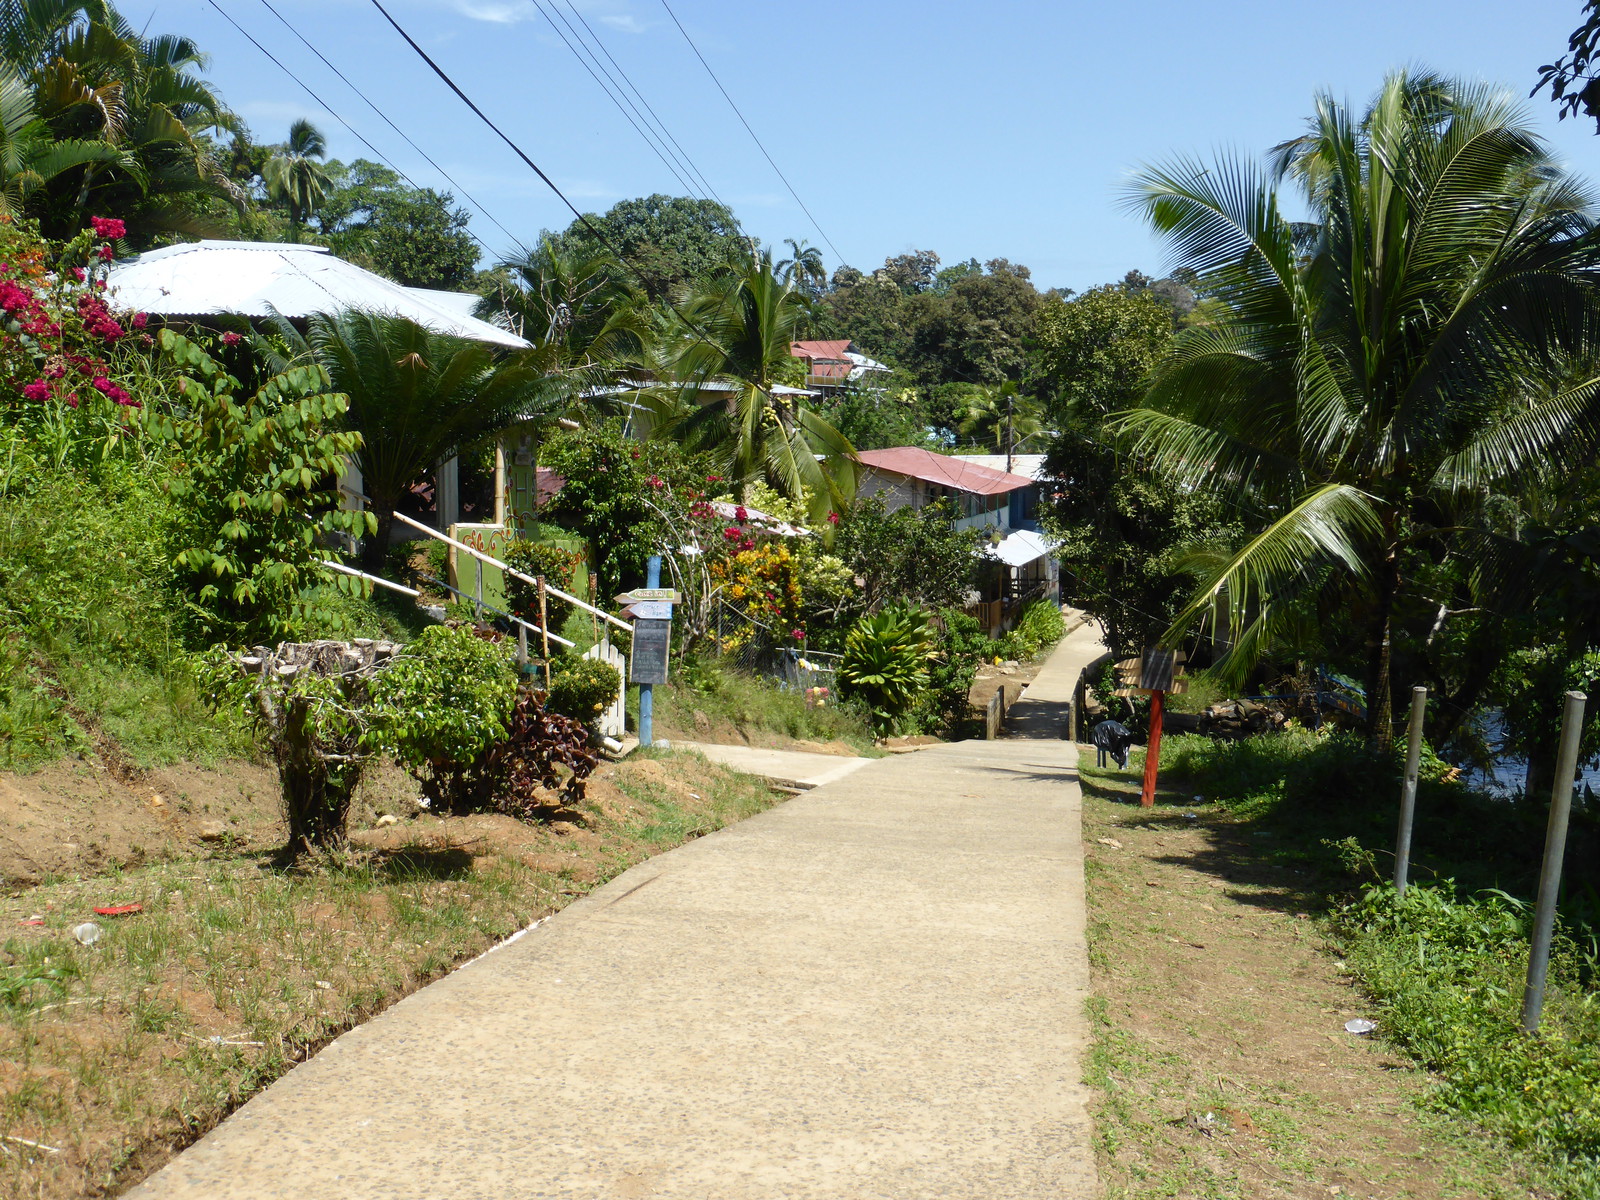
[
  {"xmin": 617, "ymin": 588, "xmax": 681, "ymax": 604},
  {"xmin": 629, "ymin": 618, "xmax": 671, "ymax": 685},
  {"xmin": 628, "ymin": 600, "xmax": 674, "ymax": 620}
]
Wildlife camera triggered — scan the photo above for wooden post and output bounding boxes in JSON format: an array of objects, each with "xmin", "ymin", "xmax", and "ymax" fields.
[
  {"xmin": 537, "ymin": 575, "xmax": 551, "ymax": 690},
  {"xmin": 1140, "ymin": 689, "xmax": 1165, "ymax": 807}
]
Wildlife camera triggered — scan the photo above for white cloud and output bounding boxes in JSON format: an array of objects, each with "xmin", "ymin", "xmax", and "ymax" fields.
[
  {"xmin": 597, "ymin": 13, "xmax": 645, "ymax": 34},
  {"xmin": 450, "ymin": 1, "xmax": 534, "ymax": 23}
]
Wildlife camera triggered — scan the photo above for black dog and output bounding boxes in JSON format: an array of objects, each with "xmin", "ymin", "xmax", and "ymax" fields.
[{"xmin": 1092, "ymin": 720, "xmax": 1134, "ymax": 769}]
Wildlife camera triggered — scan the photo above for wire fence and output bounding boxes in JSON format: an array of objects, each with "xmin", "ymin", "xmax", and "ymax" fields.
[{"xmin": 709, "ymin": 599, "xmax": 839, "ymax": 696}]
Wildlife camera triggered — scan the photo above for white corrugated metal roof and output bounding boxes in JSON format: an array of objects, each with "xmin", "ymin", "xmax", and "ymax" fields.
[
  {"xmin": 984, "ymin": 528, "xmax": 1057, "ymax": 567},
  {"xmin": 105, "ymin": 241, "xmax": 528, "ymax": 348},
  {"xmin": 953, "ymin": 453, "xmax": 1047, "ymax": 481}
]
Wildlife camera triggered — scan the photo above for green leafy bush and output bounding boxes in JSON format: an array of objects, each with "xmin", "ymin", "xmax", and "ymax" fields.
[
  {"xmin": 149, "ymin": 329, "xmax": 374, "ymax": 642},
  {"xmin": 838, "ymin": 606, "xmax": 936, "ymax": 735},
  {"xmin": 367, "ymin": 624, "xmax": 516, "ymax": 811},
  {"xmin": 545, "ymin": 654, "xmax": 622, "ymax": 730},
  {"xmin": 502, "ymin": 539, "xmax": 584, "ymax": 632},
  {"xmin": 909, "ymin": 607, "xmax": 988, "ymax": 736},
  {"xmin": 1335, "ymin": 883, "xmax": 1600, "ymax": 1178},
  {"xmin": 992, "ymin": 599, "xmax": 1067, "ymax": 662}
]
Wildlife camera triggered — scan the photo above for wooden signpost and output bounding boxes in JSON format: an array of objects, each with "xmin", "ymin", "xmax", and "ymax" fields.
[
  {"xmin": 1114, "ymin": 650, "xmax": 1187, "ymax": 807},
  {"xmin": 618, "ymin": 560, "xmax": 673, "ymax": 746}
]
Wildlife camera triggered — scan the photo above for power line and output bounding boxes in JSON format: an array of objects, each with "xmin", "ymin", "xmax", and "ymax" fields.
[
  {"xmin": 524, "ymin": 0, "xmax": 703, "ymax": 200},
  {"xmin": 203, "ymin": 0, "xmax": 497, "ymax": 261},
  {"xmin": 364, "ymin": 0, "xmax": 810, "ymax": 413},
  {"xmin": 551, "ymin": 0, "xmax": 725, "ymax": 208},
  {"xmin": 254, "ymin": 0, "xmax": 528, "ymax": 256},
  {"xmin": 657, "ymin": 0, "xmax": 843, "ymax": 264}
]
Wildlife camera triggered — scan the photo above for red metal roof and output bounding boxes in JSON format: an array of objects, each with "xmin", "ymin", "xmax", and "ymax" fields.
[
  {"xmin": 790, "ymin": 339, "xmax": 852, "ymax": 361},
  {"xmin": 855, "ymin": 447, "xmax": 1032, "ymax": 496}
]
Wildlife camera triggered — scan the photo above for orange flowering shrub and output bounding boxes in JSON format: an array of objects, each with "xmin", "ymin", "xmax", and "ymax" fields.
[{"xmin": 711, "ymin": 541, "xmax": 806, "ymax": 645}]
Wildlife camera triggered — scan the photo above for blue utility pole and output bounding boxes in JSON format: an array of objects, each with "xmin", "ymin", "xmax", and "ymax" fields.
[{"xmin": 639, "ymin": 555, "xmax": 659, "ymax": 747}]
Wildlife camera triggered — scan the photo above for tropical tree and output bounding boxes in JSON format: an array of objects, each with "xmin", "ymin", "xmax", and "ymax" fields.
[
  {"xmin": 778, "ymin": 237, "xmax": 825, "ymax": 295},
  {"xmin": 1117, "ymin": 70, "xmax": 1600, "ymax": 744},
  {"xmin": 265, "ymin": 311, "xmax": 569, "ymax": 570},
  {"xmin": 956, "ymin": 381, "xmax": 1045, "ymax": 458},
  {"xmin": 659, "ymin": 252, "xmax": 857, "ymax": 520},
  {"xmin": 262, "ymin": 119, "xmax": 328, "ymax": 242},
  {"xmin": 0, "ymin": 62, "xmax": 120, "ymax": 214},
  {"xmin": 476, "ymin": 235, "xmax": 646, "ymax": 375},
  {"xmin": 4, "ymin": 0, "xmax": 243, "ymax": 240}
]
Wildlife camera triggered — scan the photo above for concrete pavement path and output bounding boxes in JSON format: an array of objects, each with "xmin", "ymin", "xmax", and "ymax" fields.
[
  {"xmin": 674, "ymin": 741, "xmax": 873, "ymax": 790},
  {"xmin": 130, "ymin": 626, "xmax": 1106, "ymax": 1200}
]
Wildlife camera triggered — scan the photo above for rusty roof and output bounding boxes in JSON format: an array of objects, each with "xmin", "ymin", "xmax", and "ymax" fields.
[
  {"xmin": 855, "ymin": 447, "xmax": 1033, "ymax": 496},
  {"xmin": 790, "ymin": 339, "xmax": 853, "ymax": 361}
]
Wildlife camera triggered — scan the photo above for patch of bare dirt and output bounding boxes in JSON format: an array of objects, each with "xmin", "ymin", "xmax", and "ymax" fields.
[
  {"xmin": 0, "ymin": 760, "xmax": 424, "ymax": 891},
  {"xmin": 1081, "ymin": 763, "xmax": 1536, "ymax": 1199}
]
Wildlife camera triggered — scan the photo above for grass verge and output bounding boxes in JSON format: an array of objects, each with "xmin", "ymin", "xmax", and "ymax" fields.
[
  {"xmin": 0, "ymin": 748, "xmax": 778, "ymax": 1198},
  {"xmin": 1081, "ymin": 731, "xmax": 1596, "ymax": 1198}
]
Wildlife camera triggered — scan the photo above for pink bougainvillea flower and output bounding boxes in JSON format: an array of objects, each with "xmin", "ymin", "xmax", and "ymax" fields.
[
  {"xmin": 97, "ymin": 244, "xmax": 114, "ymax": 261},
  {"xmin": 131, "ymin": 312, "xmax": 147, "ymax": 329},
  {"xmin": 89, "ymin": 216, "xmax": 126, "ymax": 240},
  {"xmin": 722, "ymin": 527, "xmax": 740, "ymax": 541},
  {"xmin": 791, "ymin": 628, "xmax": 805, "ymax": 641},
  {"xmin": 68, "ymin": 266, "xmax": 85, "ymax": 282},
  {"xmin": 648, "ymin": 474, "xmax": 664, "ymax": 489},
  {"xmin": 221, "ymin": 331, "xmax": 242, "ymax": 346},
  {"xmin": 64, "ymin": 392, "xmax": 78, "ymax": 408},
  {"xmin": 706, "ymin": 474, "xmax": 722, "ymax": 483},
  {"xmin": 91, "ymin": 376, "xmax": 112, "ymax": 393},
  {"xmin": 22, "ymin": 379, "xmax": 50, "ymax": 401},
  {"xmin": 734, "ymin": 505, "xmax": 748, "ymax": 522},
  {"xmin": 827, "ymin": 510, "xmax": 840, "ymax": 525}
]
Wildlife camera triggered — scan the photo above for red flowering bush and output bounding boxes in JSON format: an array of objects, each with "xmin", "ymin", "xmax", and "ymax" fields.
[{"xmin": 0, "ymin": 216, "xmax": 146, "ymax": 417}]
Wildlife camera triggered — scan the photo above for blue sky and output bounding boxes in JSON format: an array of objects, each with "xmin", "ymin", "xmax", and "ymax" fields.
[{"xmin": 134, "ymin": 0, "xmax": 1600, "ymax": 293}]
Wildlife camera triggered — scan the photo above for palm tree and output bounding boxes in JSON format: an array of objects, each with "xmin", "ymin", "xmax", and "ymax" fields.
[
  {"xmin": 777, "ymin": 237, "xmax": 825, "ymax": 296},
  {"xmin": 956, "ymin": 381, "xmax": 1045, "ymax": 462},
  {"xmin": 3, "ymin": 1, "xmax": 243, "ymax": 240},
  {"xmin": 476, "ymin": 236, "xmax": 647, "ymax": 376},
  {"xmin": 1117, "ymin": 70, "xmax": 1600, "ymax": 745},
  {"xmin": 0, "ymin": 62, "xmax": 121, "ymax": 214},
  {"xmin": 661, "ymin": 252, "xmax": 856, "ymax": 520},
  {"xmin": 262, "ymin": 119, "xmax": 328, "ymax": 242},
  {"xmin": 266, "ymin": 311, "xmax": 570, "ymax": 570}
]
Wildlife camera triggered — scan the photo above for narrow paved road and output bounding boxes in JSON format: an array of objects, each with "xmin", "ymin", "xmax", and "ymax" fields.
[{"xmin": 130, "ymin": 626, "xmax": 1105, "ymax": 1200}]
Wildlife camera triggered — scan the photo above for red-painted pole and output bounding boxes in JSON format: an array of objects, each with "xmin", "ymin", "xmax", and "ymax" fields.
[{"xmin": 1141, "ymin": 689, "xmax": 1165, "ymax": 807}]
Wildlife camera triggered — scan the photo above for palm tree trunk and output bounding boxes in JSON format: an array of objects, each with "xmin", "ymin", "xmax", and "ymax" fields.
[
  {"xmin": 1365, "ymin": 541, "xmax": 1400, "ymax": 748},
  {"xmin": 361, "ymin": 504, "xmax": 396, "ymax": 573}
]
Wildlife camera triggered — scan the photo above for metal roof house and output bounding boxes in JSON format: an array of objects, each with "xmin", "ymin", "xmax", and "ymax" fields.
[
  {"xmin": 855, "ymin": 446, "xmax": 1059, "ymax": 633},
  {"xmin": 789, "ymin": 338, "xmax": 891, "ymax": 393},
  {"xmin": 105, "ymin": 240, "xmax": 528, "ymax": 349}
]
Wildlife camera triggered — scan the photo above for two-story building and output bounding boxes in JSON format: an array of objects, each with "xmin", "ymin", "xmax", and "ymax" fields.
[{"xmin": 854, "ymin": 447, "xmax": 1059, "ymax": 635}]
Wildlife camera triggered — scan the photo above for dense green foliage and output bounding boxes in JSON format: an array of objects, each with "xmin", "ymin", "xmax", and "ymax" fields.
[
  {"xmin": 367, "ymin": 625, "xmax": 517, "ymax": 805},
  {"xmin": 501, "ymin": 539, "xmax": 583, "ymax": 632},
  {"xmin": 838, "ymin": 606, "xmax": 937, "ymax": 735},
  {"xmin": 548, "ymin": 194, "xmax": 744, "ymax": 301},
  {"xmin": 545, "ymin": 654, "xmax": 622, "ymax": 731},
  {"xmin": 1121, "ymin": 71, "xmax": 1600, "ymax": 744},
  {"xmin": 150, "ymin": 329, "xmax": 372, "ymax": 641},
  {"xmin": 1153, "ymin": 727, "xmax": 1600, "ymax": 1190}
]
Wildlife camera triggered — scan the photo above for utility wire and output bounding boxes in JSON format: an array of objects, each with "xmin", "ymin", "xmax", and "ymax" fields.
[
  {"xmin": 366, "ymin": 0, "xmax": 794, "ymax": 407},
  {"xmin": 254, "ymin": 0, "xmax": 528, "ymax": 256},
  {"xmin": 657, "ymin": 0, "xmax": 844, "ymax": 264},
  {"xmin": 525, "ymin": 0, "xmax": 703, "ymax": 200},
  {"xmin": 551, "ymin": 0, "xmax": 725, "ymax": 208},
  {"xmin": 203, "ymin": 0, "xmax": 498, "ymax": 261}
]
